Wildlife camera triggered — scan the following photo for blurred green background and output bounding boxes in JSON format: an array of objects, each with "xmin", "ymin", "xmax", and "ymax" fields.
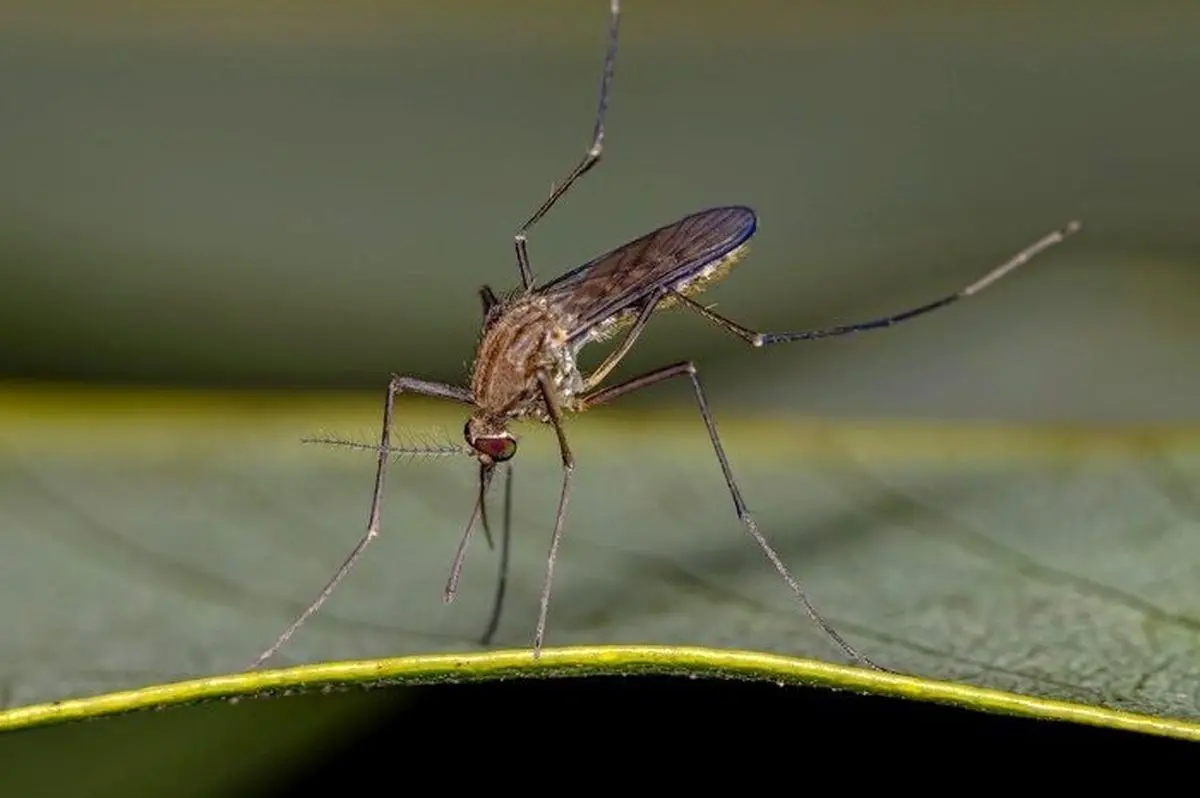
[
  {"xmin": 2, "ymin": 1, "xmax": 1200, "ymax": 792},
  {"xmin": 2, "ymin": 0, "xmax": 1197, "ymax": 420}
]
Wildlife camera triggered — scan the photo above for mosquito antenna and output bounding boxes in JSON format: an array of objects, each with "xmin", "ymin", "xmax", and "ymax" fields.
[
  {"xmin": 312, "ymin": 436, "xmax": 497, "ymax": 549},
  {"xmin": 301, "ymin": 435, "xmax": 471, "ymax": 459},
  {"xmin": 444, "ymin": 463, "xmax": 495, "ymax": 603}
]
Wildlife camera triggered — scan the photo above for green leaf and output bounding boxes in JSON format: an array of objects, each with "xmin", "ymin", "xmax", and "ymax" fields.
[
  {"xmin": 3, "ymin": 648, "xmax": 1197, "ymax": 742},
  {"xmin": 1, "ymin": 385, "xmax": 1198, "ymax": 738}
]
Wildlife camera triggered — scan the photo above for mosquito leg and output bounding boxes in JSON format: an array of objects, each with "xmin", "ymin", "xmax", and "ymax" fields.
[
  {"xmin": 445, "ymin": 463, "xmax": 496, "ymax": 603},
  {"xmin": 531, "ymin": 371, "xmax": 576, "ymax": 658},
  {"xmin": 582, "ymin": 361, "xmax": 885, "ymax": 670},
  {"xmin": 514, "ymin": 0, "xmax": 621, "ymax": 290},
  {"xmin": 248, "ymin": 376, "xmax": 473, "ymax": 670},
  {"xmin": 481, "ymin": 462, "xmax": 515, "ymax": 646},
  {"xmin": 677, "ymin": 221, "xmax": 1080, "ymax": 346},
  {"xmin": 581, "ymin": 293, "xmax": 663, "ymax": 391}
]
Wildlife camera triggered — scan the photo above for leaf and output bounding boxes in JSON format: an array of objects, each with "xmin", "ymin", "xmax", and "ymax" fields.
[
  {"xmin": 1, "ymin": 385, "xmax": 1198, "ymax": 734},
  {"xmin": 2, "ymin": 648, "xmax": 1197, "ymax": 742}
]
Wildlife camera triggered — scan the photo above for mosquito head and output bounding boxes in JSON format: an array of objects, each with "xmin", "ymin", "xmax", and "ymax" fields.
[{"xmin": 464, "ymin": 417, "xmax": 518, "ymax": 464}]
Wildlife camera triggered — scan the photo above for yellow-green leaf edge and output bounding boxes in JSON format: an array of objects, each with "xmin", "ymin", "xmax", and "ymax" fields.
[{"xmin": 3, "ymin": 646, "xmax": 1198, "ymax": 741}]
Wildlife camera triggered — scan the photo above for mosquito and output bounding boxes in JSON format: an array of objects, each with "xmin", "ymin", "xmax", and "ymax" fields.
[{"xmin": 250, "ymin": 0, "xmax": 1080, "ymax": 670}]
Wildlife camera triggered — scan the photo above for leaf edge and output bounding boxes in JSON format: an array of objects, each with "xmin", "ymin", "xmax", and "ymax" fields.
[{"xmin": 2, "ymin": 645, "xmax": 1197, "ymax": 741}]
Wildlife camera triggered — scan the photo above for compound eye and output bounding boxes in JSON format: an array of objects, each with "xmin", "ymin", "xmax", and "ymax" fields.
[{"xmin": 473, "ymin": 435, "xmax": 517, "ymax": 463}]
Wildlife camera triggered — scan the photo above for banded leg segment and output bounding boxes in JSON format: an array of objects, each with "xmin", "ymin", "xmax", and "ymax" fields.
[{"xmin": 678, "ymin": 221, "xmax": 1080, "ymax": 346}]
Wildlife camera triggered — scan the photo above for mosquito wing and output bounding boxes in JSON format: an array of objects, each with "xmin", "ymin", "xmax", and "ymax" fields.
[{"xmin": 538, "ymin": 205, "xmax": 757, "ymax": 342}]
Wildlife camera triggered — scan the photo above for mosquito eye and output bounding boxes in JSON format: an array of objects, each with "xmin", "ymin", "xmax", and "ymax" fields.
[{"xmin": 474, "ymin": 435, "xmax": 517, "ymax": 463}]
